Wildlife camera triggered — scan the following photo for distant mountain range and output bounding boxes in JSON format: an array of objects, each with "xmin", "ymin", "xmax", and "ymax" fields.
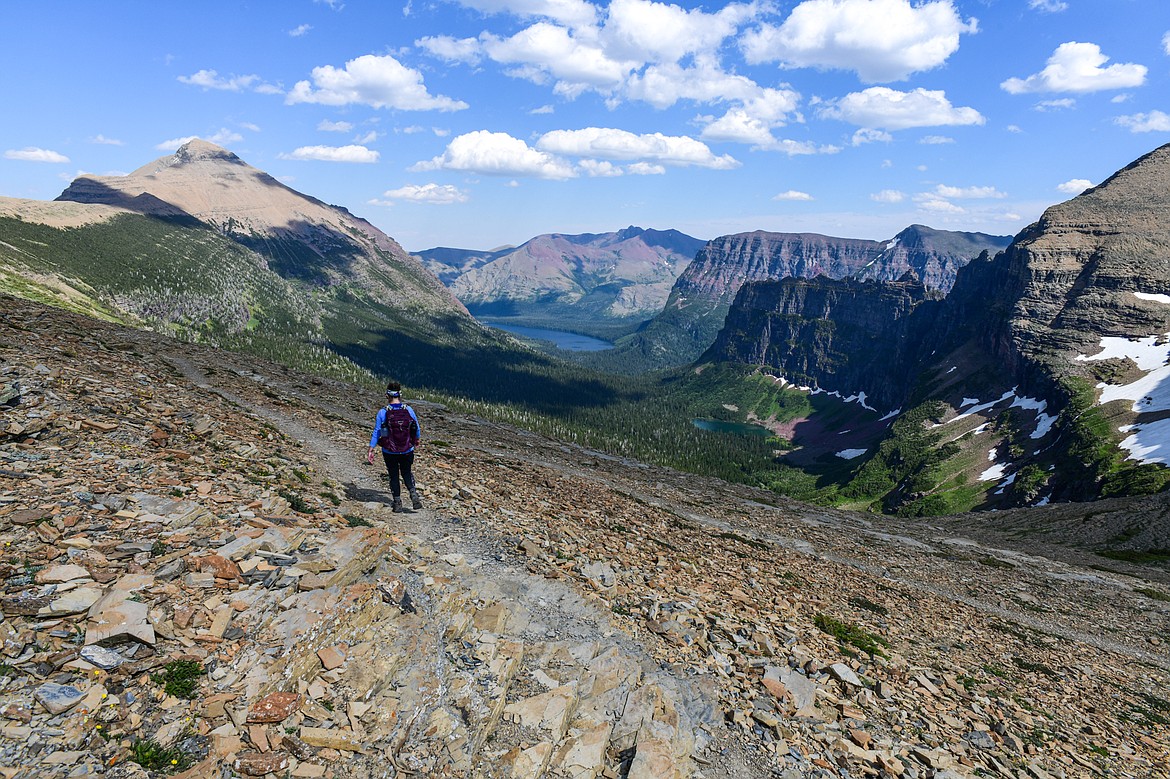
[
  {"xmin": 602, "ymin": 224, "xmax": 1011, "ymax": 371},
  {"xmin": 703, "ymin": 143, "xmax": 1170, "ymax": 512},
  {"xmin": 414, "ymin": 227, "xmax": 706, "ymax": 337}
]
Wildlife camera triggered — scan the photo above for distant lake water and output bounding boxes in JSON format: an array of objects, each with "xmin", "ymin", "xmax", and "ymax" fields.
[
  {"xmin": 486, "ymin": 322, "xmax": 614, "ymax": 351},
  {"xmin": 692, "ymin": 418, "xmax": 773, "ymax": 437}
]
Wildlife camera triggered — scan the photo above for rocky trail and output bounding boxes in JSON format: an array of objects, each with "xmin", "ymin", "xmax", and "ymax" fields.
[{"xmin": 0, "ymin": 294, "xmax": 1168, "ymax": 778}]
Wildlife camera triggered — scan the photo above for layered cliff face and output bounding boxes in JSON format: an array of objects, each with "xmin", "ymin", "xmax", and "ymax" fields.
[
  {"xmin": 417, "ymin": 226, "xmax": 705, "ymax": 329},
  {"xmin": 705, "ymin": 143, "xmax": 1170, "ymax": 511},
  {"xmin": 616, "ymin": 226, "xmax": 1008, "ymax": 371},
  {"xmin": 855, "ymin": 224, "xmax": 1011, "ymax": 291},
  {"xmin": 707, "ymin": 275, "xmax": 942, "ymax": 411}
]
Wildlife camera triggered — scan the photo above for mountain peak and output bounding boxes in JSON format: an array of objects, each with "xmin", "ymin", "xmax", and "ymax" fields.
[{"xmin": 172, "ymin": 139, "xmax": 242, "ymax": 165}]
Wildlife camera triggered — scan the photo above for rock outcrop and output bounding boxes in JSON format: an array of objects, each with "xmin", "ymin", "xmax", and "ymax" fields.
[
  {"xmin": 706, "ymin": 273, "xmax": 943, "ymax": 411},
  {"xmin": 615, "ymin": 226, "xmax": 1009, "ymax": 370}
]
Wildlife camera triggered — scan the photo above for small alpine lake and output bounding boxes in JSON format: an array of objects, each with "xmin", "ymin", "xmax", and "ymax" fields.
[
  {"xmin": 483, "ymin": 321, "xmax": 614, "ymax": 351},
  {"xmin": 691, "ymin": 418, "xmax": 774, "ymax": 437}
]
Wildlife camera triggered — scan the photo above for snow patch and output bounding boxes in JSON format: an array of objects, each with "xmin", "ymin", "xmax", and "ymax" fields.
[
  {"xmin": 979, "ymin": 462, "xmax": 1007, "ymax": 481},
  {"xmin": 1010, "ymin": 394, "xmax": 1057, "ymax": 439},
  {"xmin": 766, "ymin": 374, "xmax": 879, "ymax": 412},
  {"xmin": 1134, "ymin": 292, "xmax": 1170, "ymax": 305},
  {"xmin": 946, "ymin": 366, "xmax": 957, "ymax": 374},
  {"xmin": 836, "ymin": 448, "xmax": 867, "ymax": 460},
  {"xmin": 937, "ymin": 389, "xmax": 1055, "ymax": 440},
  {"xmin": 879, "ymin": 408, "xmax": 901, "ymax": 422},
  {"xmin": 1075, "ymin": 332, "xmax": 1170, "ymax": 463},
  {"xmin": 994, "ymin": 472, "xmax": 1017, "ymax": 495},
  {"xmin": 885, "ymin": 237, "xmax": 900, "ymax": 251}
]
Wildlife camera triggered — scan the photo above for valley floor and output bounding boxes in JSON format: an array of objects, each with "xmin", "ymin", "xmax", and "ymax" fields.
[{"xmin": 1, "ymin": 295, "xmax": 1168, "ymax": 778}]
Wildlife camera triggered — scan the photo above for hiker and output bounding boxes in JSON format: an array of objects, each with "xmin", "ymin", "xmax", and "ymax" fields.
[{"xmin": 366, "ymin": 381, "xmax": 423, "ymax": 512}]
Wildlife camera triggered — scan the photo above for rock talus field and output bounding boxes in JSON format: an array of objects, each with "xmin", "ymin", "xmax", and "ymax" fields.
[{"xmin": 0, "ymin": 294, "xmax": 1168, "ymax": 778}]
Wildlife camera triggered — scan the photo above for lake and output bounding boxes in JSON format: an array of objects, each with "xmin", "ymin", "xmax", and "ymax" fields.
[
  {"xmin": 692, "ymin": 418, "xmax": 773, "ymax": 437},
  {"xmin": 486, "ymin": 322, "xmax": 614, "ymax": 351}
]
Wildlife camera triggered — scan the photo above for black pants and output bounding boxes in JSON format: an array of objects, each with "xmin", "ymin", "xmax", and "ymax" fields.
[{"xmin": 381, "ymin": 451, "xmax": 415, "ymax": 497}]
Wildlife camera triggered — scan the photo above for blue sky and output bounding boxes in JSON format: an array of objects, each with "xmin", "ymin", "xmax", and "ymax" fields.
[{"xmin": 2, "ymin": 0, "xmax": 1168, "ymax": 251}]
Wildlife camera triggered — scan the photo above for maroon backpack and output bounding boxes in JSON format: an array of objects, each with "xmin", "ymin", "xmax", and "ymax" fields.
[{"xmin": 378, "ymin": 405, "xmax": 418, "ymax": 451}]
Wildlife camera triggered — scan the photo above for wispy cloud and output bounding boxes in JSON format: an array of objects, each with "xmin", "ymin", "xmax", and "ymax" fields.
[
  {"xmin": 1115, "ymin": 110, "xmax": 1170, "ymax": 133},
  {"xmin": 280, "ymin": 144, "xmax": 380, "ymax": 163},
  {"xmin": 178, "ymin": 69, "xmax": 261, "ymax": 91},
  {"xmin": 374, "ymin": 183, "xmax": 469, "ymax": 204},
  {"xmin": 289, "ymin": 24, "xmax": 312, "ymax": 37},
  {"xmin": 90, "ymin": 134, "xmax": 124, "ymax": 146},
  {"xmin": 773, "ymin": 190, "xmax": 813, "ymax": 201},
  {"xmin": 4, "ymin": 147, "xmax": 69, "ymax": 163},
  {"xmin": 870, "ymin": 189, "xmax": 905, "ymax": 203}
]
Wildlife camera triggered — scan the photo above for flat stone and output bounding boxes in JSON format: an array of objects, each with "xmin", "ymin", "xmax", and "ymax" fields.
[
  {"xmin": 553, "ymin": 722, "xmax": 612, "ymax": 778},
  {"xmin": 34, "ymin": 683, "xmax": 84, "ymax": 715},
  {"xmin": 35, "ymin": 564, "xmax": 91, "ymax": 584},
  {"xmin": 299, "ymin": 726, "xmax": 364, "ymax": 752},
  {"xmin": 199, "ymin": 554, "xmax": 242, "ymax": 581},
  {"xmin": 317, "ymin": 645, "xmax": 346, "ymax": 671},
  {"xmin": 504, "ymin": 742, "xmax": 554, "ymax": 779},
  {"xmin": 504, "ymin": 684, "xmax": 577, "ymax": 735},
  {"xmin": 247, "ymin": 692, "xmax": 301, "ymax": 724},
  {"xmin": 779, "ymin": 669, "xmax": 823, "ymax": 719},
  {"xmin": 829, "ymin": 662, "xmax": 863, "ymax": 687},
  {"xmin": 85, "ymin": 597, "xmax": 155, "ymax": 646},
  {"xmin": 43, "ymin": 587, "xmax": 102, "ymax": 617},
  {"xmin": 80, "ymin": 645, "xmax": 126, "ymax": 670},
  {"xmin": 233, "ymin": 751, "xmax": 289, "ymax": 776},
  {"xmin": 627, "ymin": 737, "xmax": 674, "ymax": 779}
]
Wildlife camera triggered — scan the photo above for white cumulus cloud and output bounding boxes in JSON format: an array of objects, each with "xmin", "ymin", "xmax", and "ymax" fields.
[
  {"xmin": 742, "ymin": 0, "xmax": 978, "ymax": 83},
  {"xmin": 1115, "ymin": 110, "xmax": 1170, "ymax": 133},
  {"xmin": 820, "ymin": 87, "xmax": 984, "ymax": 130},
  {"xmin": 412, "ymin": 130, "xmax": 576, "ymax": 179},
  {"xmin": 289, "ymin": 24, "xmax": 312, "ymax": 37},
  {"xmin": 280, "ymin": 144, "xmax": 380, "ymax": 163},
  {"xmin": 852, "ymin": 128, "xmax": 892, "ymax": 145},
  {"xmin": 380, "ymin": 183, "xmax": 468, "ymax": 203},
  {"xmin": 917, "ymin": 198, "xmax": 965, "ymax": 214},
  {"xmin": 1001, "ymin": 42, "xmax": 1147, "ymax": 94},
  {"xmin": 4, "ymin": 147, "xmax": 69, "ymax": 163},
  {"xmin": 416, "ymin": 35, "xmax": 483, "ymax": 64},
  {"xmin": 773, "ymin": 190, "xmax": 813, "ymax": 201},
  {"xmin": 287, "ymin": 54, "xmax": 469, "ymax": 111},
  {"xmin": 481, "ymin": 23, "xmax": 634, "ymax": 95},
  {"xmin": 178, "ymin": 69, "xmax": 260, "ymax": 91},
  {"xmin": 931, "ymin": 184, "xmax": 1006, "ymax": 199},
  {"xmin": 626, "ymin": 162, "xmax": 666, "ymax": 175},
  {"xmin": 870, "ymin": 189, "xmax": 905, "ymax": 203},
  {"xmin": 535, "ymin": 127, "xmax": 739, "ymax": 169},
  {"xmin": 600, "ymin": 0, "xmax": 755, "ymax": 63},
  {"xmin": 578, "ymin": 159, "xmax": 624, "ymax": 177},
  {"xmin": 1057, "ymin": 178, "xmax": 1093, "ymax": 194}
]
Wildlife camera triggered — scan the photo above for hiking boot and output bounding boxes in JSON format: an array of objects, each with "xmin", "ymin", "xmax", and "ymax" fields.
[
  {"xmin": 409, "ymin": 489, "xmax": 423, "ymax": 510},
  {"xmin": 392, "ymin": 497, "xmax": 404, "ymax": 513}
]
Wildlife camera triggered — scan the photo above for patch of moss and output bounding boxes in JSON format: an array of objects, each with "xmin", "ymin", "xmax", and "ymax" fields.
[
  {"xmin": 151, "ymin": 659, "xmax": 205, "ymax": 699},
  {"xmin": 814, "ymin": 612, "xmax": 889, "ymax": 657},
  {"xmin": 130, "ymin": 738, "xmax": 192, "ymax": 772}
]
